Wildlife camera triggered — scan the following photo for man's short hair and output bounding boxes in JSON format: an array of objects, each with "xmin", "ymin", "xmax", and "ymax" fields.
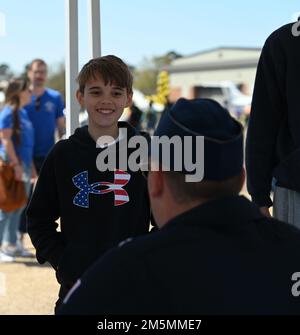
[
  {"xmin": 77, "ymin": 55, "xmax": 133, "ymax": 94},
  {"xmin": 164, "ymin": 171, "xmax": 244, "ymax": 203},
  {"xmin": 28, "ymin": 59, "xmax": 47, "ymax": 70}
]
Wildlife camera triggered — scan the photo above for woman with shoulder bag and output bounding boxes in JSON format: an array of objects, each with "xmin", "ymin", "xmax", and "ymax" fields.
[{"xmin": 0, "ymin": 78, "xmax": 36, "ymax": 262}]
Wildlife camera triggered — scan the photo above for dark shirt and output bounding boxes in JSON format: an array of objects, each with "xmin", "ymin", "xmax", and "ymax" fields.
[
  {"xmin": 59, "ymin": 196, "xmax": 300, "ymax": 315},
  {"xmin": 246, "ymin": 23, "xmax": 300, "ymax": 207}
]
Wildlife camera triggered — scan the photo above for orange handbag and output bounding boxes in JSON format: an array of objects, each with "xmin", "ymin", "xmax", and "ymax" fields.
[{"xmin": 0, "ymin": 159, "xmax": 27, "ymax": 212}]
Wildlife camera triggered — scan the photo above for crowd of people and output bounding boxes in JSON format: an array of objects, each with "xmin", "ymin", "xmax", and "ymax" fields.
[
  {"xmin": 127, "ymin": 100, "xmax": 160, "ymax": 134},
  {"xmin": 0, "ymin": 20, "xmax": 300, "ymax": 315}
]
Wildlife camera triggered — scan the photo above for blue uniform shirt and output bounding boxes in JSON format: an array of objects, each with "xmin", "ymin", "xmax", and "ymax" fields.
[
  {"xmin": 0, "ymin": 106, "xmax": 34, "ymax": 167},
  {"xmin": 24, "ymin": 88, "xmax": 64, "ymax": 157}
]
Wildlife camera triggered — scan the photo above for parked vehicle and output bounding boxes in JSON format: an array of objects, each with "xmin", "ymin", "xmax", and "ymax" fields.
[{"xmin": 195, "ymin": 81, "xmax": 252, "ymax": 121}]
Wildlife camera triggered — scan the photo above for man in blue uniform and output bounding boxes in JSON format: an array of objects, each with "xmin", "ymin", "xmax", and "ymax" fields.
[
  {"xmin": 25, "ymin": 58, "xmax": 65, "ymax": 172},
  {"xmin": 59, "ymin": 98, "xmax": 300, "ymax": 315}
]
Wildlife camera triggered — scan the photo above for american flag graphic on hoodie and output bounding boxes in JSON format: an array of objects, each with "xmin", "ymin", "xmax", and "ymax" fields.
[{"xmin": 72, "ymin": 170, "xmax": 131, "ymax": 208}]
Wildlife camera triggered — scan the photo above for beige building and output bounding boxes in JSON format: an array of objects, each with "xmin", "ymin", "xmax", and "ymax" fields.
[{"xmin": 166, "ymin": 47, "xmax": 261, "ymax": 101}]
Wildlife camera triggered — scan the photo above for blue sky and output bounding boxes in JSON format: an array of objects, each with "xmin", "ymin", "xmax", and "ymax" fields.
[{"xmin": 0, "ymin": 0, "xmax": 299, "ymax": 74}]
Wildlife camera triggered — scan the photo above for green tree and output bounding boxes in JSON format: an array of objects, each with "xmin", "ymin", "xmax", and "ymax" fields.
[
  {"xmin": 46, "ymin": 63, "xmax": 65, "ymax": 100},
  {"xmin": 0, "ymin": 63, "xmax": 14, "ymax": 79},
  {"xmin": 153, "ymin": 50, "xmax": 182, "ymax": 68},
  {"xmin": 20, "ymin": 63, "xmax": 30, "ymax": 80},
  {"xmin": 133, "ymin": 51, "xmax": 181, "ymax": 95},
  {"xmin": 134, "ymin": 63, "xmax": 157, "ymax": 95}
]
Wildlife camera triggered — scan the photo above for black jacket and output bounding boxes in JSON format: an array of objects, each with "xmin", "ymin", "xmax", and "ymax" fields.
[
  {"xmin": 59, "ymin": 196, "xmax": 300, "ymax": 315},
  {"xmin": 246, "ymin": 23, "xmax": 300, "ymax": 207},
  {"xmin": 27, "ymin": 122, "xmax": 151, "ymax": 295}
]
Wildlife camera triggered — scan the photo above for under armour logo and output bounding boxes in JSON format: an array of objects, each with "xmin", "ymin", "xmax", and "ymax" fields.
[{"xmin": 72, "ymin": 170, "xmax": 131, "ymax": 208}]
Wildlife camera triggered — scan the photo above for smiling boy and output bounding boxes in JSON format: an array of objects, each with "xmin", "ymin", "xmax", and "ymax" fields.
[{"xmin": 27, "ymin": 56, "xmax": 152, "ymax": 313}]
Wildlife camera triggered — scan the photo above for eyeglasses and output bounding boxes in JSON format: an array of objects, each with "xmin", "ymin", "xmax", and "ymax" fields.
[{"xmin": 35, "ymin": 96, "xmax": 41, "ymax": 112}]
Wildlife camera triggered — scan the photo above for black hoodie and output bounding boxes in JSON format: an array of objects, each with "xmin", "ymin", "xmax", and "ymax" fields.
[
  {"xmin": 27, "ymin": 122, "xmax": 151, "ymax": 294},
  {"xmin": 246, "ymin": 23, "xmax": 300, "ymax": 207}
]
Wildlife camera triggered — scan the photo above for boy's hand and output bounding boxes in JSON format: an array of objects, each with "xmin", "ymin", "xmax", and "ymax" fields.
[
  {"xmin": 260, "ymin": 206, "xmax": 272, "ymax": 218},
  {"xmin": 31, "ymin": 165, "xmax": 38, "ymax": 184}
]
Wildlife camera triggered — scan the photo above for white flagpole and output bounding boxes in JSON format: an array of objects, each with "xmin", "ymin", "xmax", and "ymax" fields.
[
  {"xmin": 65, "ymin": 0, "xmax": 79, "ymax": 137},
  {"xmin": 88, "ymin": 0, "xmax": 101, "ymax": 59}
]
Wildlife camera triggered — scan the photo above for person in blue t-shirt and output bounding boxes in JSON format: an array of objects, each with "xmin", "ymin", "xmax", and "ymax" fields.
[
  {"xmin": 0, "ymin": 78, "xmax": 35, "ymax": 262},
  {"xmin": 24, "ymin": 59, "xmax": 65, "ymax": 171}
]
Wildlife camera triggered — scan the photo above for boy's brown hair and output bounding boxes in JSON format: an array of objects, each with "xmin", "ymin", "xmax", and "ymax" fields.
[{"xmin": 77, "ymin": 55, "xmax": 133, "ymax": 94}]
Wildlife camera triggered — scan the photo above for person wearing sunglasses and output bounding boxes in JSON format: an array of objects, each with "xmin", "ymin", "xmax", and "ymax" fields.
[{"xmin": 24, "ymin": 59, "xmax": 65, "ymax": 172}]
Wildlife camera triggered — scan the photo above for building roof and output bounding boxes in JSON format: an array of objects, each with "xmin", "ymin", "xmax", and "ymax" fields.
[
  {"xmin": 176, "ymin": 46, "xmax": 261, "ymax": 59},
  {"xmin": 165, "ymin": 46, "xmax": 261, "ymax": 73},
  {"xmin": 165, "ymin": 58, "xmax": 260, "ymax": 73}
]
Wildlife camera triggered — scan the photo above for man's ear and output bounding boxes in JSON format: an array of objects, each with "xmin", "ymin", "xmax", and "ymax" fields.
[
  {"xmin": 126, "ymin": 92, "xmax": 133, "ymax": 108},
  {"xmin": 76, "ymin": 89, "xmax": 84, "ymax": 108},
  {"xmin": 148, "ymin": 170, "xmax": 163, "ymax": 198}
]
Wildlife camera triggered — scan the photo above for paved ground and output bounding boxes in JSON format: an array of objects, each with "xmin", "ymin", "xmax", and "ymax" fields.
[{"xmin": 0, "ymin": 235, "xmax": 58, "ymax": 315}]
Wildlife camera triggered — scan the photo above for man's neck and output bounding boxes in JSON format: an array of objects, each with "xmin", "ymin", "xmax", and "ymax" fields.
[
  {"xmin": 88, "ymin": 123, "xmax": 119, "ymax": 143},
  {"xmin": 30, "ymin": 85, "xmax": 45, "ymax": 97},
  {"xmin": 158, "ymin": 198, "xmax": 207, "ymax": 229}
]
